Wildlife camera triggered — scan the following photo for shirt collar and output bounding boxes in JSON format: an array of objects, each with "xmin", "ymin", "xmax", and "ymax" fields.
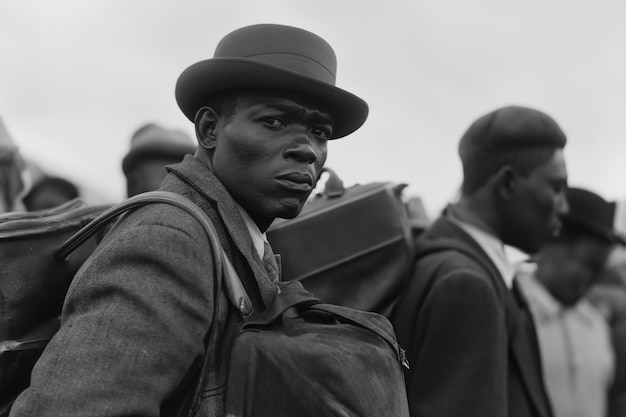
[
  {"xmin": 448, "ymin": 211, "xmax": 516, "ymax": 288},
  {"xmin": 234, "ymin": 203, "xmax": 266, "ymax": 259},
  {"xmin": 516, "ymin": 262, "xmax": 562, "ymax": 318}
]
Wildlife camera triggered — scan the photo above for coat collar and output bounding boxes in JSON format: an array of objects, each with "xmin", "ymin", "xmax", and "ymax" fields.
[
  {"xmin": 166, "ymin": 155, "xmax": 277, "ymax": 308},
  {"xmin": 422, "ymin": 212, "xmax": 553, "ymax": 417},
  {"xmin": 418, "ymin": 211, "xmax": 504, "ymax": 284},
  {"xmin": 447, "ymin": 207, "xmax": 515, "ymax": 289}
]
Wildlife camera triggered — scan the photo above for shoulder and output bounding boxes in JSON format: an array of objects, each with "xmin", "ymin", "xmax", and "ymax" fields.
[
  {"xmin": 417, "ymin": 242, "xmax": 490, "ymax": 283},
  {"xmin": 408, "ymin": 243, "xmax": 503, "ymax": 318},
  {"xmin": 397, "ymin": 244, "xmax": 499, "ymax": 319},
  {"xmin": 109, "ymin": 201, "xmax": 215, "ymax": 246}
]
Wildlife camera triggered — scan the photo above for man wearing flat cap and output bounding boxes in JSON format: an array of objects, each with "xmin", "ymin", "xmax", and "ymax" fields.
[
  {"xmin": 10, "ymin": 24, "xmax": 368, "ymax": 416},
  {"xmin": 393, "ymin": 105, "xmax": 569, "ymax": 417},
  {"xmin": 516, "ymin": 187, "xmax": 624, "ymax": 417}
]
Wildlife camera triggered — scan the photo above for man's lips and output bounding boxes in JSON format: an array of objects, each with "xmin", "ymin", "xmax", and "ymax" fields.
[
  {"xmin": 276, "ymin": 172, "xmax": 314, "ymax": 192},
  {"xmin": 551, "ymin": 219, "xmax": 563, "ymax": 236}
]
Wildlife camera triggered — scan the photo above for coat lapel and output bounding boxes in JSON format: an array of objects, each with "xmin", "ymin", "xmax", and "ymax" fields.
[
  {"xmin": 508, "ymin": 281, "xmax": 552, "ymax": 417},
  {"xmin": 425, "ymin": 216, "xmax": 551, "ymax": 417},
  {"xmin": 166, "ymin": 156, "xmax": 277, "ymax": 308}
]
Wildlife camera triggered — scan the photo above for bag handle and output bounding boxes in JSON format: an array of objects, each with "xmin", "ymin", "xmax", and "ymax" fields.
[{"xmin": 317, "ymin": 167, "xmax": 344, "ymax": 198}]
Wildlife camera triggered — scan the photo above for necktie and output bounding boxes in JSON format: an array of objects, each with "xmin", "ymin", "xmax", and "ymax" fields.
[{"xmin": 262, "ymin": 241, "xmax": 280, "ymax": 283}]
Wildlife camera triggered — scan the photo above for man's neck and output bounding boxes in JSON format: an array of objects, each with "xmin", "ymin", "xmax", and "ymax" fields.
[{"xmin": 448, "ymin": 200, "xmax": 498, "ymax": 237}]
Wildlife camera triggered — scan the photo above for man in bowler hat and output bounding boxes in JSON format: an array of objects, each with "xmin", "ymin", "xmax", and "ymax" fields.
[
  {"xmin": 393, "ymin": 105, "xmax": 568, "ymax": 417},
  {"xmin": 516, "ymin": 187, "xmax": 624, "ymax": 417},
  {"xmin": 10, "ymin": 24, "xmax": 368, "ymax": 416}
]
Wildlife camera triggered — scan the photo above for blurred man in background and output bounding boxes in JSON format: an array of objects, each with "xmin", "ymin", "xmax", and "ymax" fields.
[
  {"xmin": 22, "ymin": 176, "xmax": 80, "ymax": 211},
  {"xmin": 588, "ymin": 245, "xmax": 626, "ymax": 417},
  {"xmin": 393, "ymin": 105, "xmax": 568, "ymax": 417},
  {"xmin": 516, "ymin": 187, "xmax": 624, "ymax": 417},
  {"xmin": 122, "ymin": 123, "xmax": 196, "ymax": 197}
]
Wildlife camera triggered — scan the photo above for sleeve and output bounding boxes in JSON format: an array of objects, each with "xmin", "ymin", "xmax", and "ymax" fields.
[
  {"xmin": 405, "ymin": 267, "xmax": 508, "ymax": 417},
  {"xmin": 10, "ymin": 218, "xmax": 216, "ymax": 417}
]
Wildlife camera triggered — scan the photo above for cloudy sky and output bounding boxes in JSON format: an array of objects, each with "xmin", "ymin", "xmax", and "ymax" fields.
[{"xmin": 1, "ymin": 0, "xmax": 625, "ymax": 218}]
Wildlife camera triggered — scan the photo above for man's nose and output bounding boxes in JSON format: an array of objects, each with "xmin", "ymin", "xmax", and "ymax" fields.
[
  {"xmin": 284, "ymin": 135, "xmax": 320, "ymax": 164},
  {"xmin": 557, "ymin": 193, "xmax": 570, "ymax": 215}
]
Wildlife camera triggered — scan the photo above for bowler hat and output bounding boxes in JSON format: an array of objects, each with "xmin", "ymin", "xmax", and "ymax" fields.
[
  {"xmin": 459, "ymin": 105, "xmax": 567, "ymax": 163},
  {"xmin": 122, "ymin": 123, "xmax": 196, "ymax": 175},
  {"xmin": 563, "ymin": 187, "xmax": 626, "ymax": 245},
  {"xmin": 175, "ymin": 24, "xmax": 368, "ymax": 139}
]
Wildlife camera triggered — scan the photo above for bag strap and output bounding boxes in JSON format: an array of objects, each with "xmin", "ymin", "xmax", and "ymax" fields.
[
  {"xmin": 55, "ymin": 190, "xmax": 253, "ymax": 316},
  {"xmin": 241, "ymin": 281, "xmax": 322, "ymax": 327},
  {"xmin": 57, "ymin": 191, "xmax": 221, "ymax": 263},
  {"xmin": 55, "ymin": 190, "xmax": 247, "ymax": 416},
  {"xmin": 309, "ymin": 303, "xmax": 409, "ymax": 369}
]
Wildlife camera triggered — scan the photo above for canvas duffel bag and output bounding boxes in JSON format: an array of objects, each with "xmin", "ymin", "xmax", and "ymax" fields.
[{"xmin": 225, "ymin": 280, "xmax": 410, "ymax": 417}]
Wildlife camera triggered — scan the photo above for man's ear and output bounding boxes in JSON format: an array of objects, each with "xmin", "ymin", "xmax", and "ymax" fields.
[
  {"xmin": 194, "ymin": 107, "xmax": 220, "ymax": 151},
  {"xmin": 494, "ymin": 166, "xmax": 518, "ymax": 200}
]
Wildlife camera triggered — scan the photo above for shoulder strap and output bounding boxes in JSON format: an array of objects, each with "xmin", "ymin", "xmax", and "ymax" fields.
[
  {"xmin": 55, "ymin": 190, "xmax": 250, "ymax": 416},
  {"xmin": 57, "ymin": 191, "xmax": 219, "ymax": 263},
  {"xmin": 55, "ymin": 190, "xmax": 252, "ymax": 315}
]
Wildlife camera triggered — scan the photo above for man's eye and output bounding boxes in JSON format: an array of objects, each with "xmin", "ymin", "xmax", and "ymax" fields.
[
  {"xmin": 312, "ymin": 128, "xmax": 331, "ymax": 140},
  {"xmin": 264, "ymin": 118, "xmax": 285, "ymax": 127},
  {"xmin": 554, "ymin": 182, "xmax": 567, "ymax": 193}
]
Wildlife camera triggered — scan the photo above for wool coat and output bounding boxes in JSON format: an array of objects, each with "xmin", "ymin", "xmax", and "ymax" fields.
[
  {"xmin": 392, "ymin": 213, "xmax": 553, "ymax": 417},
  {"xmin": 9, "ymin": 155, "xmax": 278, "ymax": 417}
]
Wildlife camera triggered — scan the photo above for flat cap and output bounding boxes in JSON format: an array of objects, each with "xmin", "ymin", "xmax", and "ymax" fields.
[{"xmin": 459, "ymin": 105, "xmax": 567, "ymax": 162}]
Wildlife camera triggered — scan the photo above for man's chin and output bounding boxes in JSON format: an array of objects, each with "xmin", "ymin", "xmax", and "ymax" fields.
[
  {"xmin": 274, "ymin": 200, "xmax": 306, "ymax": 220},
  {"xmin": 556, "ymin": 296, "xmax": 581, "ymax": 307},
  {"xmin": 507, "ymin": 238, "xmax": 542, "ymax": 257}
]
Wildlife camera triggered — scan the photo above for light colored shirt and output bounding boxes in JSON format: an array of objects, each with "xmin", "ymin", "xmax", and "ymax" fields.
[
  {"xmin": 235, "ymin": 204, "xmax": 281, "ymax": 283},
  {"xmin": 516, "ymin": 262, "xmax": 615, "ymax": 417},
  {"xmin": 235, "ymin": 203, "xmax": 267, "ymax": 259},
  {"xmin": 448, "ymin": 214, "xmax": 516, "ymax": 288}
]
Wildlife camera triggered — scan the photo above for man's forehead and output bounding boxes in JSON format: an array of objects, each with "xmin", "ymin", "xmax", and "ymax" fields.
[
  {"xmin": 240, "ymin": 92, "xmax": 334, "ymax": 120},
  {"xmin": 533, "ymin": 148, "xmax": 568, "ymax": 180}
]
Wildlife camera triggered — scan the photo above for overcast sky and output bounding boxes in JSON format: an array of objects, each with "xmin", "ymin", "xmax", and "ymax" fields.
[{"xmin": 1, "ymin": 0, "xmax": 625, "ymax": 218}]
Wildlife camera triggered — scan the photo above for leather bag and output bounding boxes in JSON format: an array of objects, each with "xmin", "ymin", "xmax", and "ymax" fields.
[
  {"xmin": 0, "ymin": 199, "xmax": 110, "ymax": 405},
  {"xmin": 267, "ymin": 168, "xmax": 415, "ymax": 317},
  {"xmin": 0, "ymin": 191, "xmax": 231, "ymax": 416}
]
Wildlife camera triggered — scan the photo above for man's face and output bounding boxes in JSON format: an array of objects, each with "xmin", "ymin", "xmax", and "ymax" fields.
[
  {"xmin": 126, "ymin": 157, "xmax": 179, "ymax": 197},
  {"xmin": 540, "ymin": 237, "xmax": 613, "ymax": 306},
  {"xmin": 502, "ymin": 149, "xmax": 569, "ymax": 253},
  {"xmin": 211, "ymin": 93, "xmax": 332, "ymax": 231}
]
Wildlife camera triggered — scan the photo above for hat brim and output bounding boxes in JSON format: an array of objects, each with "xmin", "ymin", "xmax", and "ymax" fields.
[
  {"xmin": 563, "ymin": 217, "xmax": 626, "ymax": 246},
  {"xmin": 175, "ymin": 58, "xmax": 368, "ymax": 139}
]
